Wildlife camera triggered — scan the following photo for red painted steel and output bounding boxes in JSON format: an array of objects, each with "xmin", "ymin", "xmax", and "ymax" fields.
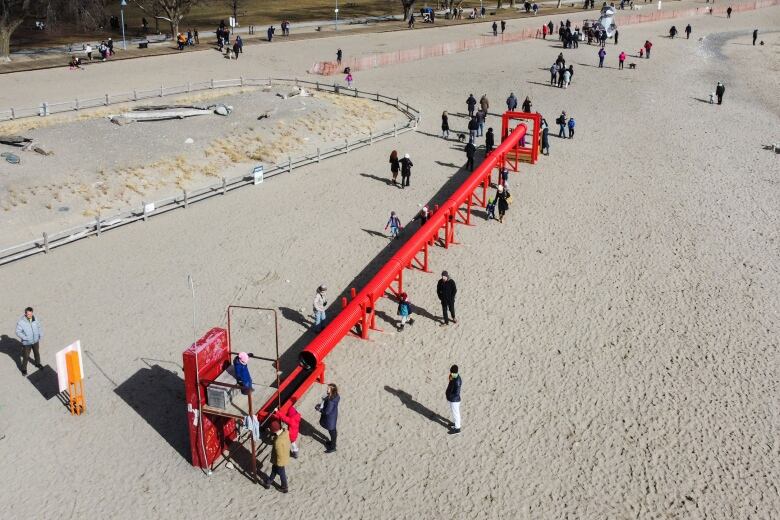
[{"xmin": 184, "ymin": 119, "xmax": 540, "ymax": 469}]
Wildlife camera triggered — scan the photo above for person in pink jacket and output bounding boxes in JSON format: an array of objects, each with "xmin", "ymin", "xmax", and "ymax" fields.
[
  {"xmin": 273, "ymin": 398, "xmax": 302, "ymax": 458},
  {"xmin": 618, "ymin": 51, "xmax": 626, "ymax": 70}
]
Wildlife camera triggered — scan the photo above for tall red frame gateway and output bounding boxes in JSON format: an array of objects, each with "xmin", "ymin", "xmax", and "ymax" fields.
[{"xmin": 501, "ymin": 111, "xmax": 541, "ymax": 167}]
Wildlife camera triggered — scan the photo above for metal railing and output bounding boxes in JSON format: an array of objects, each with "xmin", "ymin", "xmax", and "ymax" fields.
[{"xmin": 0, "ymin": 78, "xmax": 421, "ymax": 266}]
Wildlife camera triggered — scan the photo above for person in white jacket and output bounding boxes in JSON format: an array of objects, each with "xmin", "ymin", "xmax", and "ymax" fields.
[
  {"xmin": 16, "ymin": 307, "xmax": 43, "ymax": 376},
  {"xmin": 312, "ymin": 285, "xmax": 328, "ymax": 332}
]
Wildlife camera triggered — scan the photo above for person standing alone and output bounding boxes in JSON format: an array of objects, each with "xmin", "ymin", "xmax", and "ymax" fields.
[
  {"xmin": 437, "ymin": 271, "xmax": 457, "ymax": 326},
  {"xmin": 313, "ymin": 285, "xmax": 328, "ymax": 332},
  {"xmin": 16, "ymin": 307, "xmax": 43, "ymax": 376},
  {"xmin": 752, "ymin": 29, "xmax": 758, "ymax": 45},
  {"xmin": 316, "ymin": 383, "xmax": 340, "ymax": 453},
  {"xmin": 445, "ymin": 365, "xmax": 462, "ymax": 435},
  {"xmin": 715, "ymin": 82, "xmax": 725, "ymax": 105}
]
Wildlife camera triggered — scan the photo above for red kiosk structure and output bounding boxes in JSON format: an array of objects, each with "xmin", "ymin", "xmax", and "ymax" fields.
[{"xmin": 182, "ymin": 113, "xmax": 540, "ymax": 475}]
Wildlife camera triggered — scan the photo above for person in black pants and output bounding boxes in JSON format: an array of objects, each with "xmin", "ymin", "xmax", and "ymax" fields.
[
  {"xmin": 464, "ymin": 141, "xmax": 476, "ymax": 171},
  {"xmin": 715, "ymin": 82, "xmax": 725, "ymax": 105},
  {"xmin": 437, "ymin": 271, "xmax": 457, "ymax": 326},
  {"xmin": 485, "ymin": 128, "xmax": 494, "ymax": 154},
  {"xmin": 399, "ymin": 153, "xmax": 413, "ymax": 188},
  {"xmin": 752, "ymin": 29, "xmax": 758, "ymax": 45}
]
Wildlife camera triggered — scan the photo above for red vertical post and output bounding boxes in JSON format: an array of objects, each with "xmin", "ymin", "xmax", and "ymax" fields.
[
  {"xmin": 350, "ymin": 288, "xmax": 357, "ymax": 299},
  {"xmin": 341, "ymin": 297, "xmax": 347, "ymax": 309},
  {"xmin": 423, "ymin": 242, "xmax": 429, "ymax": 271},
  {"xmin": 360, "ymin": 303, "xmax": 369, "ymax": 339},
  {"xmin": 465, "ymin": 193, "xmax": 473, "ymax": 225}
]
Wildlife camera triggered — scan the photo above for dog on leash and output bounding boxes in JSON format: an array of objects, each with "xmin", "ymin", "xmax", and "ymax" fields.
[
  {"xmin": 457, "ymin": 133, "xmax": 466, "ymax": 142},
  {"xmin": 628, "ymin": 63, "xmax": 636, "ymax": 69},
  {"xmin": 709, "ymin": 93, "xmax": 715, "ymax": 104}
]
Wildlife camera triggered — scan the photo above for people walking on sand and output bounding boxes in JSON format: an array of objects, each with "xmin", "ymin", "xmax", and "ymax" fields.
[
  {"xmin": 542, "ymin": 24, "xmax": 548, "ymax": 39},
  {"xmin": 614, "ymin": 29, "xmax": 619, "ymax": 45},
  {"xmin": 567, "ymin": 116, "xmax": 576, "ymax": 139},
  {"xmin": 506, "ymin": 92, "xmax": 518, "ymax": 111},
  {"xmin": 233, "ymin": 352, "xmax": 253, "ymax": 394},
  {"xmin": 345, "ymin": 72, "xmax": 353, "ymax": 87},
  {"xmin": 494, "ymin": 184, "xmax": 510, "ymax": 223},
  {"xmin": 232, "ymin": 39, "xmax": 240, "ymax": 60},
  {"xmin": 441, "ymin": 111, "xmax": 450, "ymax": 138},
  {"xmin": 389, "ymin": 150, "xmax": 400, "ymax": 185},
  {"xmin": 468, "ymin": 116, "xmax": 478, "ymax": 144},
  {"xmin": 408, "ymin": 13, "xmax": 415, "ymax": 28},
  {"xmin": 267, "ymin": 25, "xmax": 275, "ymax": 41},
  {"xmin": 236, "ymin": 35, "xmax": 243, "ymax": 53},
  {"xmin": 685, "ymin": 24, "xmax": 692, "ymax": 39},
  {"xmin": 598, "ymin": 47, "xmax": 606, "ymax": 67},
  {"xmin": 397, "ymin": 292, "xmax": 412, "ymax": 330},
  {"xmin": 618, "ymin": 51, "xmax": 626, "ymax": 69},
  {"xmin": 644, "ymin": 40, "xmax": 652, "ymax": 58},
  {"xmin": 752, "ymin": 29, "xmax": 758, "ymax": 45},
  {"xmin": 541, "ymin": 118, "xmax": 550, "ymax": 155},
  {"xmin": 550, "ymin": 63, "xmax": 559, "ymax": 86},
  {"xmin": 466, "ymin": 94, "xmax": 477, "ymax": 117},
  {"xmin": 259, "ymin": 420, "xmax": 290, "ymax": 492},
  {"xmin": 272, "ymin": 399, "xmax": 301, "ymax": 458},
  {"xmin": 85, "ymin": 43, "xmax": 93, "ymax": 61},
  {"xmin": 715, "ymin": 82, "xmax": 725, "ymax": 105},
  {"xmin": 522, "ymin": 96, "xmax": 532, "ymax": 113},
  {"xmin": 485, "ymin": 127, "xmax": 495, "ymax": 154},
  {"xmin": 465, "ymin": 141, "xmax": 476, "ymax": 171},
  {"xmin": 400, "ymin": 153, "xmax": 413, "ymax": 188},
  {"xmin": 726, "ymin": 6, "xmax": 732, "ymax": 18},
  {"xmin": 337, "ymin": 48, "xmax": 342, "ymax": 64},
  {"xmin": 557, "ymin": 111, "xmax": 567, "ymax": 138},
  {"xmin": 479, "ymin": 94, "xmax": 489, "ymax": 115},
  {"xmin": 414, "ymin": 205, "xmax": 430, "ymax": 227},
  {"xmin": 194, "ymin": 29, "xmax": 199, "ymax": 44},
  {"xmin": 445, "ymin": 365, "xmax": 462, "ymax": 434},
  {"xmin": 562, "ymin": 67, "xmax": 571, "ymax": 88},
  {"xmin": 315, "ymin": 383, "xmax": 340, "ymax": 453},
  {"xmin": 501, "ymin": 20, "xmax": 506, "ymax": 33},
  {"xmin": 313, "ymin": 285, "xmax": 328, "ymax": 332},
  {"xmin": 476, "ymin": 109, "xmax": 485, "ymax": 137},
  {"xmin": 669, "ymin": 25, "xmax": 677, "ymax": 39},
  {"xmin": 547, "ymin": 20, "xmax": 554, "ymax": 36},
  {"xmin": 16, "ymin": 307, "xmax": 43, "ymax": 376},
  {"xmin": 385, "ymin": 211, "xmax": 402, "ymax": 239},
  {"xmin": 437, "ymin": 271, "xmax": 457, "ymax": 326}
]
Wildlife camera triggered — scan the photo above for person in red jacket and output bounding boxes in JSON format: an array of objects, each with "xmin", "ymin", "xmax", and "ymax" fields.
[
  {"xmin": 273, "ymin": 399, "xmax": 302, "ymax": 458},
  {"xmin": 644, "ymin": 40, "xmax": 653, "ymax": 59}
]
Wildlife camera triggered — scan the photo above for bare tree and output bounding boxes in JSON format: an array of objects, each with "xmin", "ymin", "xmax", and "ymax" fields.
[
  {"xmin": 135, "ymin": 0, "xmax": 197, "ymax": 37},
  {"xmin": 0, "ymin": 0, "xmax": 29, "ymax": 61},
  {"xmin": 401, "ymin": 0, "xmax": 415, "ymax": 20}
]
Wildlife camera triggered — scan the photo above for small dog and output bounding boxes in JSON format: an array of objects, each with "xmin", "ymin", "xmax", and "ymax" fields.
[
  {"xmin": 709, "ymin": 93, "xmax": 715, "ymax": 104},
  {"xmin": 457, "ymin": 133, "xmax": 466, "ymax": 142},
  {"xmin": 628, "ymin": 63, "xmax": 636, "ymax": 69}
]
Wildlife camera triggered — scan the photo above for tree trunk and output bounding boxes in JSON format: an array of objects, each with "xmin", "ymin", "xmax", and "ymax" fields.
[
  {"xmin": 557, "ymin": 0, "xmax": 562, "ymax": 7},
  {"xmin": 0, "ymin": 19, "xmax": 24, "ymax": 62},
  {"xmin": 497, "ymin": 0, "xmax": 503, "ymax": 8},
  {"xmin": 401, "ymin": 0, "xmax": 415, "ymax": 20},
  {"xmin": 170, "ymin": 18, "xmax": 178, "ymax": 37}
]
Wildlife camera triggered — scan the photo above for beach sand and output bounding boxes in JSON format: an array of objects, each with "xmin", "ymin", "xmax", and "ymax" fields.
[{"xmin": 0, "ymin": 3, "xmax": 777, "ymax": 518}]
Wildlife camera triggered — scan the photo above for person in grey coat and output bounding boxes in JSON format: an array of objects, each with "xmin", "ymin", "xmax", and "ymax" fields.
[
  {"xmin": 506, "ymin": 92, "xmax": 518, "ymax": 111},
  {"xmin": 16, "ymin": 307, "xmax": 43, "ymax": 376}
]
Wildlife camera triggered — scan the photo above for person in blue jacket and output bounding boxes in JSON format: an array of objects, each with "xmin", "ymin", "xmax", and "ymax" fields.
[
  {"xmin": 233, "ymin": 352, "xmax": 252, "ymax": 394},
  {"xmin": 316, "ymin": 383, "xmax": 340, "ymax": 453},
  {"xmin": 567, "ymin": 117, "xmax": 576, "ymax": 139}
]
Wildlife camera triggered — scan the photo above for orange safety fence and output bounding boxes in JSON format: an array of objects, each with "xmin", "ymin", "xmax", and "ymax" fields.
[{"xmin": 309, "ymin": 0, "xmax": 779, "ymax": 75}]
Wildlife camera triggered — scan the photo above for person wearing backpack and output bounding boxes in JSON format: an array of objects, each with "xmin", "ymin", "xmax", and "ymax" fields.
[{"xmin": 556, "ymin": 111, "xmax": 567, "ymax": 138}]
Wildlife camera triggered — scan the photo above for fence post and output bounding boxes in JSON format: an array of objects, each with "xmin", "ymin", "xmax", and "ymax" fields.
[
  {"xmin": 210, "ymin": 78, "xmax": 215, "ymax": 89},
  {"xmin": 345, "ymin": 139, "xmax": 349, "ymax": 153},
  {"xmin": 187, "ymin": 82, "xmax": 192, "ymax": 93},
  {"xmin": 288, "ymin": 156, "xmax": 292, "ymax": 173},
  {"xmin": 103, "ymin": 94, "xmax": 108, "ymax": 106},
  {"xmin": 334, "ymin": 83, "xmax": 339, "ymax": 94},
  {"xmin": 43, "ymin": 232, "xmax": 49, "ymax": 253},
  {"xmin": 369, "ymin": 131, "xmax": 373, "ymax": 145},
  {"xmin": 133, "ymin": 89, "xmax": 138, "ymax": 101},
  {"xmin": 159, "ymin": 85, "xmax": 164, "ymax": 97},
  {"xmin": 75, "ymin": 98, "xmax": 80, "ymax": 111},
  {"xmin": 183, "ymin": 189, "xmax": 189, "ymax": 208},
  {"xmin": 10, "ymin": 108, "xmax": 15, "ymax": 119},
  {"xmin": 395, "ymin": 97, "xmax": 399, "ymax": 108},
  {"xmin": 95, "ymin": 215, "xmax": 101, "ymax": 236},
  {"xmin": 376, "ymin": 93, "xmax": 380, "ymax": 101},
  {"xmin": 143, "ymin": 202, "xmax": 148, "ymax": 221},
  {"xmin": 316, "ymin": 81, "xmax": 320, "ymax": 91},
  {"xmin": 222, "ymin": 177, "xmax": 227, "ymax": 194},
  {"xmin": 42, "ymin": 102, "xmax": 49, "ymax": 116},
  {"xmin": 317, "ymin": 147, "xmax": 321, "ymax": 163},
  {"xmin": 240, "ymin": 76, "xmax": 244, "ymax": 87}
]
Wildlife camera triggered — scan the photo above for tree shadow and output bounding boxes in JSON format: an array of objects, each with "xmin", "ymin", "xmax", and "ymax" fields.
[
  {"xmin": 114, "ymin": 364, "xmax": 189, "ymax": 461},
  {"xmin": 384, "ymin": 386, "xmax": 451, "ymax": 429},
  {"xmin": 359, "ymin": 172, "xmax": 394, "ymax": 186},
  {"xmin": 279, "ymin": 306, "xmax": 312, "ymax": 328}
]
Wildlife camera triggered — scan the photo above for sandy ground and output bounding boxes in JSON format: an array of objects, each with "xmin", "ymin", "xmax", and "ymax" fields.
[
  {"xmin": 0, "ymin": 3, "xmax": 778, "ymax": 519},
  {"xmin": 0, "ymin": 88, "xmax": 400, "ymax": 244}
]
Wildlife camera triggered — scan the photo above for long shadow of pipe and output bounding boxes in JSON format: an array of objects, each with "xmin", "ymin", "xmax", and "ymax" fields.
[{"xmin": 272, "ymin": 142, "xmax": 480, "ymax": 382}]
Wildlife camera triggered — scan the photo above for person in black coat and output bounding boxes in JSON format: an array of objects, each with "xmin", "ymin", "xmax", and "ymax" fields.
[
  {"xmin": 485, "ymin": 128, "xmax": 494, "ymax": 154},
  {"xmin": 715, "ymin": 82, "xmax": 725, "ymax": 105},
  {"xmin": 399, "ymin": 153, "xmax": 413, "ymax": 188},
  {"xmin": 315, "ymin": 383, "xmax": 340, "ymax": 453},
  {"xmin": 437, "ymin": 271, "xmax": 457, "ymax": 325},
  {"xmin": 464, "ymin": 141, "xmax": 476, "ymax": 171},
  {"xmin": 494, "ymin": 184, "xmax": 510, "ymax": 223},
  {"xmin": 445, "ymin": 364, "xmax": 462, "ymax": 434},
  {"xmin": 389, "ymin": 150, "xmax": 400, "ymax": 185},
  {"xmin": 466, "ymin": 94, "xmax": 477, "ymax": 117}
]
